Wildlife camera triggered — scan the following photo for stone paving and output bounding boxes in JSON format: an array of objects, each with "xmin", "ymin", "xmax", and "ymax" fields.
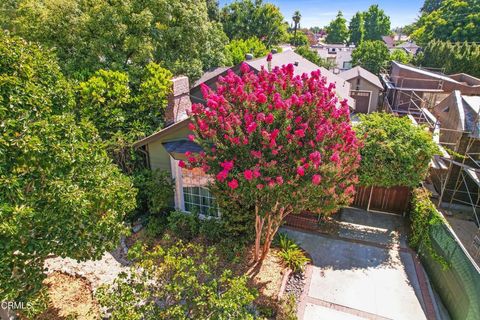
[{"xmin": 281, "ymin": 208, "xmax": 442, "ymax": 320}]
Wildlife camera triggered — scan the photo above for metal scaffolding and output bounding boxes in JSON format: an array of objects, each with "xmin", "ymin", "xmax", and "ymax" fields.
[{"xmin": 380, "ymin": 72, "xmax": 480, "ymax": 229}]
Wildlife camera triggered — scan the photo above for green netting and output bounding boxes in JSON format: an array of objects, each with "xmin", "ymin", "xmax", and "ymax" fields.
[{"xmin": 419, "ymin": 222, "xmax": 480, "ymax": 320}]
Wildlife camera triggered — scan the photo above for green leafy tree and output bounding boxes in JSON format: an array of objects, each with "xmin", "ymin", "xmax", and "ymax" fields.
[
  {"xmin": 294, "ymin": 46, "xmax": 336, "ymax": 69},
  {"xmin": 325, "ymin": 11, "xmax": 349, "ymax": 44},
  {"xmin": 96, "ymin": 241, "xmax": 256, "ymax": 319},
  {"xmin": 206, "ymin": 0, "xmax": 220, "ymax": 21},
  {"xmin": 412, "ymin": 0, "xmax": 480, "ymax": 45},
  {"xmin": 421, "ymin": 0, "xmax": 446, "ymax": 13},
  {"xmin": 0, "ymin": 0, "xmax": 19, "ymax": 30},
  {"xmin": 415, "ymin": 40, "xmax": 480, "ymax": 77},
  {"xmin": 390, "ymin": 49, "xmax": 413, "ymax": 64},
  {"xmin": 77, "ymin": 64, "xmax": 172, "ymax": 172},
  {"xmin": 224, "ymin": 37, "xmax": 269, "ymax": 65},
  {"xmin": 351, "ymin": 40, "xmax": 390, "ymax": 75},
  {"xmin": 221, "ymin": 0, "xmax": 288, "ymax": 46},
  {"xmin": 349, "ymin": 12, "xmax": 365, "ymax": 45},
  {"xmin": 355, "ymin": 113, "xmax": 439, "ymax": 188},
  {"xmin": 292, "ymin": 10, "xmax": 302, "ymax": 46},
  {"xmin": 0, "ymin": 33, "xmax": 137, "ymax": 301},
  {"xmin": 402, "ymin": 23, "xmax": 417, "ymax": 36},
  {"xmin": 10, "ymin": 0, "xmax": 228, "ymax": 81},
  {"xmin": 363, "ymin": 5, "xmax": 391, "ymax": 41},
  {"xmin": 288, "ymin": 31, "xmax": 309, "ymax": 46}
]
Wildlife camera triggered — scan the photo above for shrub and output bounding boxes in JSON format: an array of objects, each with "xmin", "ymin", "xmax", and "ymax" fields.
[
  {"xmin": 356, "ymin": 113, "xmax": 440, "ymax": 188},
  {"xmin": 278, "ymin": 247, "xmax": 310, "ymax": 273},
  {"xmin": 199, "ymin": 217, "xmax": 225, "ymax": 243},
  {"xmin": 275, "ymin": 233, "xmax": 310, "ymax": 272},
  {"xmin": 275, "ymin": 233, "xmax": 298, "ymax": 251},
  {"xmin": 133, "ymin": 169, "xmax": 174, "ymax": 219},
  {"xmin": 144, "ymin": 214, "xmax": 168, "ymax": 239},
  {"xmin": 288, "ymin": 32, "xmax": 309, "ymax": 46},
  {"xmin": 213, "ymin": 190, "xmax": 255, "ymax": 242},
  {"xmin": 277, "ymin": 293, "xmax": 298, "ymax": 320},
  {"xmin": 97, "ymin": 241, "xmax": 257, "ymax": 319},
  {"xmin": 217, "ymin": 238, "xmax": 246, "ymax": 264},
  {"xmin": 167, "ymin": 211, "xmax": 200, "ymax": 240},
  {"xmin": 409, "ymin": 187, "xmax": 449, "ymax": 268}
]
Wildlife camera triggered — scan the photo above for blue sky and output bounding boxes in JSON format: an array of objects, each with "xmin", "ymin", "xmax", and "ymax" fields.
[{"xmin": 219, "ymin": 0, "xmax": 423, "ymax": 28}]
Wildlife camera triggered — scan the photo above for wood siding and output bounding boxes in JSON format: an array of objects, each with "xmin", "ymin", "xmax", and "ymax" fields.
[{"xmin": 148, "ymin": 125, "xmax": 192, "ymax": 174}]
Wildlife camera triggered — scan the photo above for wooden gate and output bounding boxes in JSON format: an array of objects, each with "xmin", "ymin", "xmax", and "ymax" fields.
[
  {"xmin": 352, "ymin": 185, "xmax": 411, "ymax": 215},
  {"xmin": 351, "ymin": 90, "xmax": 371, "ymax": 113}
]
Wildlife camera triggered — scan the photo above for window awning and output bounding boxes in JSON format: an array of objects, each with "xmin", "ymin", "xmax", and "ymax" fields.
[{"xmin": 162, "ymin": 140, "xmax": 203, "ymax": 160}]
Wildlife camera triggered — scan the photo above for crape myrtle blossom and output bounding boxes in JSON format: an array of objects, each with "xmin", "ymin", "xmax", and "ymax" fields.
[{"xmin": 183, "ymin": 62, "xmax": 361, "ymax": 261}]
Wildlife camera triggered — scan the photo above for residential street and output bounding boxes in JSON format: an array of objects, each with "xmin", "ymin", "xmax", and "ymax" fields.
[{"xmin": 282, "ymin": 209, "xmax": 442, "ymax": 320}]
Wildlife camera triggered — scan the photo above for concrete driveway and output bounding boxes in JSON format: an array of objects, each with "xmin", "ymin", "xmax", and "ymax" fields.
[{"xmin": 281, "ymin": 208, "xmax": 438, "ymax": 320}]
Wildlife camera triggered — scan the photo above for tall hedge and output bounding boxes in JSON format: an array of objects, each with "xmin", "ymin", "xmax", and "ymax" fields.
[
  {"xmin": 409, "ymin": 187, "xmax": 449, "ymax": 268},
  {"xmin": 356, "ymin": 113, "xmax": 439, "ymax": 188}
]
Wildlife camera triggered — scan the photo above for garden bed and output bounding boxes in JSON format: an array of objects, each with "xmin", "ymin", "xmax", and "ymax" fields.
[{"xmin": 35, "ymin": 272, "xmax": 100, "ymax": 320}]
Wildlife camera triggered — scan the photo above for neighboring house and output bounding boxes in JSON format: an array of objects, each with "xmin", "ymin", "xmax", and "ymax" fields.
[
  {"xmin": 381, "ymin": 36, "xmax": 396, "ymax": 49},
  {"xmin": 392, "ymin": 32, "xmax": 409, "ymax": 42},
  {"xmin": 382, "ymin": 61, "xmax": 480, "ymax": 113},
  {"xmin": 339, "ymin": 66, "xmax": 383, "ymax": 113},
  {"xmin": 396, "ymin": 41, "xmax": 421, "ymax": 55},
  {"xmin": 134, "ymin": 51, "xmax": 355, "ymax": 215},
  {"xmin": 314, "ymin": 44, "xmax": 354, "ymax": 72},
  {"xmin": 191, "ymin": 50, "xmax": 354, "ymax": 107},
  {"xmin": 431, "ymin": 91, "xmax": 480, "ymax": 207}
]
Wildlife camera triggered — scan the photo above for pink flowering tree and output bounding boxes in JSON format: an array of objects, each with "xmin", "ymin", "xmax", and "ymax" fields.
[{"xmin": 181, "ymin": 61, "xmax": 361, "ymax": 262}]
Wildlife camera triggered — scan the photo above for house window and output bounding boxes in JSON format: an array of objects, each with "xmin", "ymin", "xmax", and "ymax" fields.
[
  {"xmin": 181, "ymin": 167, "xmax": 219, "ymax": 217},
  {"xmin": 343, "ymin": 61, "xmax": 352, "ymax": 69}
]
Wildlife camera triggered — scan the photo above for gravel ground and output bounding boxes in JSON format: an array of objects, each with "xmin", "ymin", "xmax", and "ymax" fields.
[
  {"xmin": 284, "ymin": 270, "xmax": 306, "ymax": 300},
  {"xmin": 44, "ymin": 239, "xmax": 131, "ymax": 292}
]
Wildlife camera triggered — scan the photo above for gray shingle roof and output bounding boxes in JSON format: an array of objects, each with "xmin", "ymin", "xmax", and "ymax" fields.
[
  {"xmin": 339, "ymin": 66, "xmax": 383, "ymax": 89},
  {"xmin": 245, "ymin": 50, "xmax": 352, "ymax": 104},
  {"xmin": 193, "ymin": 67, "xmax": 230, "ymax": 87}
]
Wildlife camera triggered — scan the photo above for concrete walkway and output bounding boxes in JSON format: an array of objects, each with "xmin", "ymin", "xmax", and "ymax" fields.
[{"xmin": 281, "ymin": 208, "xmax": 438, "ymax": 320}]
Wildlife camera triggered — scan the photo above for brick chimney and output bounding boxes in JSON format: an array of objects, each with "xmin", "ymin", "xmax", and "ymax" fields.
[{"xmin": 165, "ymin": 76, "xmax": 191, "ymax": 125}]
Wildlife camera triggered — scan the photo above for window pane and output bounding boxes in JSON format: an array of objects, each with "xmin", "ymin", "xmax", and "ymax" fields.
[{"xmin": 180, "ymin": 166, "xmax": 218, "ymax": 217}]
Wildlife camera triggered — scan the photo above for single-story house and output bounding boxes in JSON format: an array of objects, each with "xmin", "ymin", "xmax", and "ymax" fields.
[
  {"xmin": 134, "ymin": 51, "xmax": 356, "ymax": 216},
  {"xmin": 339, "ymin": 66, "xmax": 383, "ymax": 113}
]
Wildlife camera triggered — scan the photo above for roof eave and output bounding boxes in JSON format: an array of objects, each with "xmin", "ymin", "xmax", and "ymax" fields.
[{"xmin": 133, "ymin": 118, "xmax": 192, "ymax": 148}]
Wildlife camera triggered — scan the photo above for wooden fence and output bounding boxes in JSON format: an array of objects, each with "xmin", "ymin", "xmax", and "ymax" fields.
[
  {"xmin": 284, "ymin": 185, "xmax": 411, "ymax": 230},
  {"xmin": 352, "ymin": 185, "xmax": 411, "ymax": 215}
]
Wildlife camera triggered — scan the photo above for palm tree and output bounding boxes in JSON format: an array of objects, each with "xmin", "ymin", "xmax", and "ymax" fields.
[{"xmin": 292, "ymin": 11, "xmax": 302, "ymax": 46}]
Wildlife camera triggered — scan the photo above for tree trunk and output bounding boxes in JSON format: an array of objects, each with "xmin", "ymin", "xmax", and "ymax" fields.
[
  {"xmin": 254, "ymin": 204, "xmax": 264, "ymax": 262},
  {"xmin": 253, "ymin": 202, "xmax": 291, "ymax": 263},
  {"xmin": 294, "ymin": 25, "xmax": 297, "ymax": 46},
  {"xmin": 260, "ymin": 207, "xmax": 285, "ymax": 260}
]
